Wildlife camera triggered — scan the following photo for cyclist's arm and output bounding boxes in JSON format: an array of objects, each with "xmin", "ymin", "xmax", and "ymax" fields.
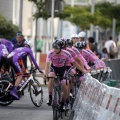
[
  {"xmin": 28, "ymin": 50, "xmax": 42, "ymax": 72},
  {"xmin": 72, "ymin": 61, "xmax": 86, "ymax": 73},
  {"xmin": 28, "ymin": 54, "xmax": 33, "ymax": 67},
  {"xmin": 78, "ymin": 55, "xmax": 91, "ymax": 70},
  {"xmin": 8, "ymin": 42, "xmax": 14, "ymax": 53},
  {"xmin": 67, "ymin": 52, "xmax": 86, "ymax": 73},
  {"xmin": 44, "ymin": 62, "xmax": 51, "ymax": 77},
  {"xmin": 75, "ymin": 56, "xmax": 84, "ymax": 69}
]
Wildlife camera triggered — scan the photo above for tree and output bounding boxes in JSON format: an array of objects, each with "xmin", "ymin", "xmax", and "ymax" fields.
[
  {"xmin": 57, "ymin": 5, "xmax": 93, "ymax": 30},
  {"xmin": 0, "ymin": 14, "xmax": 18, "ymax": 40}
]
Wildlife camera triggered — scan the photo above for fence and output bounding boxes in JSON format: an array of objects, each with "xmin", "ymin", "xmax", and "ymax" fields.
[
  {"xmin": 73, "ymin": 74, "xmax": 120, "ymax": 120},
  {"xmin": 105, "ymin": 59, "xmax": 120, "ymax": 88}
]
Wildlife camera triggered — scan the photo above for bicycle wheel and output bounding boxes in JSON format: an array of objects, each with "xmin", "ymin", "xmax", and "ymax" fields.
[
  {"xmin": 53, "ymin": 88, "xmax": 60, "ymax": 120},
  {"xmin": 69, "ymin": 110, "xmax": 74, "ymax": 120},
  {"xmin": 0, "ymin": 78, "xmax": 13, "ymax": 106},
  {"xmin": 29, "ymin": 79, "xmax": 43, "ymax": 107}
]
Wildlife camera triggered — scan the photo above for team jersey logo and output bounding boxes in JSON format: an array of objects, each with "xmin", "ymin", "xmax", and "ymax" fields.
[
  {"xmin": 16, "ymin": 48, "xmax": 24, "ymax": 51},
  {"xmin": 7, "ymin": 52, "xmax": 15, "ymax": 58},
  {"xmin": 2, "ymin": 48, "xmax": 8, "ymax": 56}
]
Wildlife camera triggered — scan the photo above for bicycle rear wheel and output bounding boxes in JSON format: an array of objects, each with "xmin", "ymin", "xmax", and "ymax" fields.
[
  {"xmin": 29, "ymin": 79, "xmax": 43, "ymax": 107},
  {"xmin": 0, "ymin": 78, "xmax": 13, "ymax": 106}
]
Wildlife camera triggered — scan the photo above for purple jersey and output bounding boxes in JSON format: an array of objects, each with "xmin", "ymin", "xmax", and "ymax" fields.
[
  {"xmin": 72, "ymin": 46, "xmax": 91, "ymax": 70},
  {"xmin": 0, "ymin": 44, "xmax": 9, "ymax": 60},
  {"xmin": 0, "ymin": 39, "xmax": 14, "ymax": 53},
  {"xmin": 46, "ymin": 49, "xmax": 74, "ymax": 67},
  {"xmin": 7, "ymin": 47, "xmax": 40, "ymax": 71}
]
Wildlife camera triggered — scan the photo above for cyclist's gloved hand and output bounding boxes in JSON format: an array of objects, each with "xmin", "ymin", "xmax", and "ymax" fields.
[
  {"xmin": 84, "ymin": 72, "xmax": 91, "ymax": 77},
  {"xmin": 39, "ymin": 69, "xmax": 44, "ymax": 74},
  {"xmin": 83, "ymin": 70, "xmax": 87, "ymax": 74}
]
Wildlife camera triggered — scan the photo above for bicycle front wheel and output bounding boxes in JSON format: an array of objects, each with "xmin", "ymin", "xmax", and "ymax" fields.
[
  {"xmin": 29, "ymin": 79, "xmax": 43, "ymax": 107},
  {"xmin": 0, "ymin": 78, "xmax": 13, "ymax": 106}
]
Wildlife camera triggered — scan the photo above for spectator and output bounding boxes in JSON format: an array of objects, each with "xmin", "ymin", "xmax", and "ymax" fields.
[
  {"xmin": 88, "ymin": 37, "xmax": 97, "ymax": 53},
  {"xmin": 36, "ymin": 36, "xmax": 43, "ymax": 53},
  {"xmin": 11, "ymin": 31, "xmax": 25, "ymax": 45},
  {"xmin": 104, "ymin": 36, "xmax": 117, "ymax": 59},
  {"xmin": 102, "ymin": 47, "xmax": 109, "ymax": 61},
  {"xmin": 88, "ymin": 37, "xmax": 104, "ymax": 58}
]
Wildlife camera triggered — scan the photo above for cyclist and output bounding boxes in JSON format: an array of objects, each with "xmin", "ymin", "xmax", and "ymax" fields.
[
  {"xmin": 75, "ymin": 41, "xmax": 104, "ymax": 69},
  {"xmin": 0, "ymin": 43, "xmax": 9, "ymax": 77},
  {"xmin": 65, "ymin": 38, "xmax": 91, "ymax": 72},
  {"xmin": 0, "ymin": 38, "xmax": 14, "ymax": 53},
  {"xmin": 78, "ymin": 31, "xmax": 86, "ymax": 42},
  {"xmin": 82, "ymin": 41, "xmax": 106, "ymax": 68},
  {"xmin": 61, "ymin": 38, "xmax": 87, "ymax": 98},
  {"xmin": 44, "ymin": 40, "xmax": 86, "ymax": 108},
  {"xmin": 71, "ymin": 34, "xmax": 79, "ymax": 45},
  {"xmin": 6, "ymin": 40, "xmax": 43, "ymax": 100},
  {"xmin": 61, "ymin": 38, "xmax": 85, "ymax": 71}
]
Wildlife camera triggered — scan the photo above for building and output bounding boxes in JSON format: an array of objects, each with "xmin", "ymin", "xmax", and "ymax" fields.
[{"xmin": 0, "ymin": 0, "xmax": 119, "ymax": 52}]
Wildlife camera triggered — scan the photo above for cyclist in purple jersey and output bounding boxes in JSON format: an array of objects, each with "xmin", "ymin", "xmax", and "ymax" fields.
[
  {"xmin": 0, "ymin": 44, "xmax": 9, "ymax": 77},
  {"xmin": 0, "ymin": 38, "xmax": 14, "ymax": 53},
  {"xmin": 6, "ymin": 40, "xmax": 43, "ymax": 100},
  {"xmin": 44, "ymin": 40, "xmax": 86, "ymax": 107}
]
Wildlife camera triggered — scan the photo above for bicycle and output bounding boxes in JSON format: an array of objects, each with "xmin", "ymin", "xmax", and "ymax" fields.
[
  {"xmin": 0, "ymin": 68, "xmax": 43, "ymax": 107},
  {"xmin": 47, "ymin": 75, "xmax": 63, "ymax": 120},
  {"xmin": 47, "ymin": 68, "xmax": 72, "ymax": 120}
]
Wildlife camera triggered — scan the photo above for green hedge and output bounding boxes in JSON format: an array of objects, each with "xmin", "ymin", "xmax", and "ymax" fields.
[{"xmin": 0, "ymin": 14, "xmax": 18, "ymax": 40}]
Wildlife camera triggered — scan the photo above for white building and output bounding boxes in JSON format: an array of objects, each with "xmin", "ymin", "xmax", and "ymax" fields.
[{"xmin": 0, "ymin": 0, "xmax": 119, "ymax": 53}]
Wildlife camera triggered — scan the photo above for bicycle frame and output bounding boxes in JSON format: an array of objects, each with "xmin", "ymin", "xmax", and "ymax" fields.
[{"xmin": 19, "ymin": 73, "xmax": 34, "ymax": 92}]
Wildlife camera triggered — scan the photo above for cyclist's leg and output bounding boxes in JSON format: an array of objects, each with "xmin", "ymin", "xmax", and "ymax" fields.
[
  {"xmin": 61, "ymin": 79, "xmax": 70, "ymax": 110},
  {"xmin": 10, "ymin": 58, "xmax": 23, "ymax": 100},
  {"xmin": 69, "ymin": 68, "xmax": 76, "ymax": 96},
  {"xmin": 0, "ymin": 56, "xmax": 8, "ymax": 78},
  {"xmin": 47, "ymin": 67, "xmax": 55, "ymax": 105}
]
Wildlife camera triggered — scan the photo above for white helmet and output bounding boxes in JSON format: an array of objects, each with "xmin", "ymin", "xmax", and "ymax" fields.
[
  {"xmin": 78, "ymin": 31, "xmax": 86, "ymax": 38},
  {"xmin": 71, "ymin": 34, "xmax": 78, "ymax": 39},
  {"xmin": 24, "ymin": 40, "xmax": 32, "ymax": 48}
]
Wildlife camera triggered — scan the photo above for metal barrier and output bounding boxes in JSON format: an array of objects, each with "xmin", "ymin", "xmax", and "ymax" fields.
[
  {"xmin": 105, "ymin": 59, "xmax": 120, "ymax": 88},
  {"xmin": 105, "ymin": 59, "xmax": 120, "ymax": 80}
]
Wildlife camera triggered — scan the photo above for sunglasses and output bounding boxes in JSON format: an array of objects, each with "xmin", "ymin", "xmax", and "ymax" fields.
[{"xmin": 72, "ymin": 37, "xmax": 78, "ymax": 39}]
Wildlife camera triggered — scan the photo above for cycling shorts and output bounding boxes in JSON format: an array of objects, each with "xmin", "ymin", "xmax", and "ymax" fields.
[
  {"xmin": 7, "ymin": 57, "xmax": 23, "ymax": 76},
  {"xmin": 0, "ymin": 56, "xmax": 8, "ymax": 70},
  {"xmin": 49, "ymin": 65, "xmax": 71, "ymax": 81}
]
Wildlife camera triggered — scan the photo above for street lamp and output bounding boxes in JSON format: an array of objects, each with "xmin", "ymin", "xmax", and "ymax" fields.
[
  {"xmin": 19, "ymin": 0, "xmax": 23, "ymax": 31},
  {"xmin": 90, "ymin": 0, "xmax": 95, "ymax": 37},
  {"xmin": 112, "ymin": 0, "xmax": 117, "ymax": 40},
  {"xmin": 51, "ymin": 0, "xmax": 55, "ymax": 47}
]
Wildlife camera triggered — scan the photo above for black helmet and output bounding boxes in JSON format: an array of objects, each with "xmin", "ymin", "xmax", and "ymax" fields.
[
  {"xmin": 52, "ymin": 39, "xmax": 64, "ymax": 49},
  {"xmin": 74, "ymin": 41, "xmax": 83, "ymax": 50},
  {"xmin": 82, "ymin": 41, "xmax": 87, "ymax": 49},
  {"xmin": 66, "ymin": 39, "xmax": 73, "ymax": 47},
  {"xmin": 60, "ymin": 38, "xmax": 66, "ymax": 49}
]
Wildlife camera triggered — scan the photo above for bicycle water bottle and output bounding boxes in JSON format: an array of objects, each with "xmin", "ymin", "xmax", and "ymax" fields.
[{"xmin": 19, "ymin": 80, "xmax": 25, "ymax": 87}]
